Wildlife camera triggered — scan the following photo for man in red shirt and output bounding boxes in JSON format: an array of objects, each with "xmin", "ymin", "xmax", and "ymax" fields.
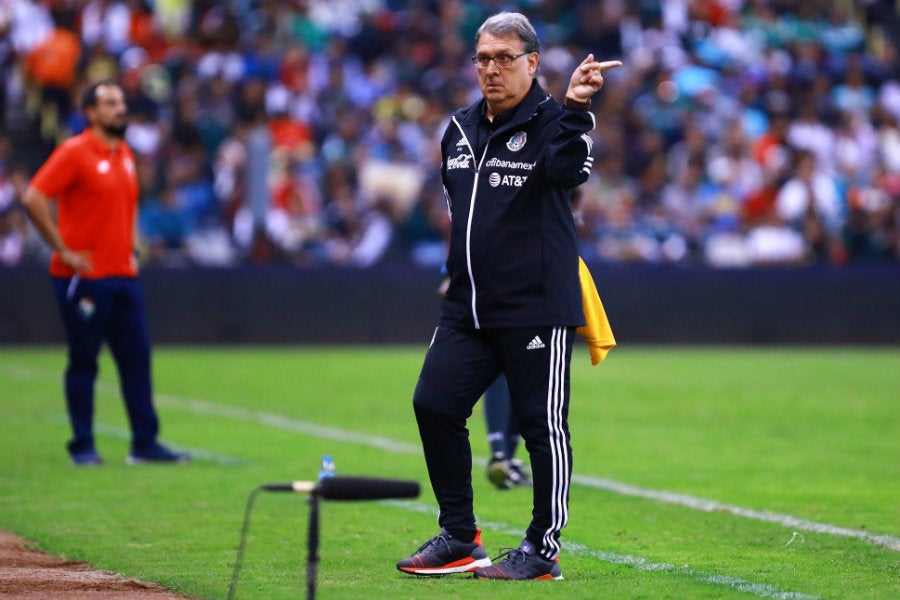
[{"xmin": 22, "ymin": 80, "xmax": 189, "ymax": 466}]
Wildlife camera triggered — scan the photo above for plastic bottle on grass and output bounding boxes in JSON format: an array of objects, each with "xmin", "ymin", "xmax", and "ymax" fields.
[{"xmin": 318, "ymin": 455, "xmax": 335, "ymax": 481}]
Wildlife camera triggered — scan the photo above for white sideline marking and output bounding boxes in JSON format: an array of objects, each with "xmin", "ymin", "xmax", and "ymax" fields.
[
  {"xmin": 91, "ymin": 421, "xmax": 246, "ymax": 465},
  {"xmin": 571, "ymin": 474, "xmax": 900, "ymax": 552},
  {"xmin": 157, "ymin": 394, "xmax": 900, "ymax": 552},
  {"xmin": 386, "ymin": 500, "xmax": 820, "ymax": 600},
  {"xmin": 155, "ymin": 393, "xmax": 423, "ymax": 455},
  {"xmin": 6, "ymin": 365, "xmax": 900, "ymax": 552}
]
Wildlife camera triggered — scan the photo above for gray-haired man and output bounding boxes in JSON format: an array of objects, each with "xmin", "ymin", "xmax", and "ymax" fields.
[{"xmin": 396, "ymin": 12, "xmax": 620, "ymax": 580}]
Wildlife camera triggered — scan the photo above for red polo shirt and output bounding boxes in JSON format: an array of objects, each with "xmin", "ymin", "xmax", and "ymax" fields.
[{"xmin": 30, "ymin": 128, "xmax": 139, "ymax": 278}]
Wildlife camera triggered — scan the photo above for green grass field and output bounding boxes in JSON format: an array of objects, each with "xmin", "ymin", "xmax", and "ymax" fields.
[{"xmin": 1, "ymin": 346, "xmax": 898, "ymax": 599}]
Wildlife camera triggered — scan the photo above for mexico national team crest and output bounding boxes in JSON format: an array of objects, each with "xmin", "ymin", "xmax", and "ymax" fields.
[{"xmin": 506, "ymin": 131, "xmax": 527, "ymax": 152}]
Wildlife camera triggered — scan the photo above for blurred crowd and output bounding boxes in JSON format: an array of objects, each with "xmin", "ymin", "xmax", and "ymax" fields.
[{"xmin": 1, "ymin": 0, "xmax": 898, "ymax": 269}]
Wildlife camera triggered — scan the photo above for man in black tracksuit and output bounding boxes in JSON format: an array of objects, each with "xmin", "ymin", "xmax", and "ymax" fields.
[{"xmin": 396, "ymin": 12, "xmax": 621, "ymax": 580}]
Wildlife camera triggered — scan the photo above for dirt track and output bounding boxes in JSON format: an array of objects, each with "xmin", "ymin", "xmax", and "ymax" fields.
[{"xmin": 0, "ymin": 531, "xmax": 196, "ymax": 599}]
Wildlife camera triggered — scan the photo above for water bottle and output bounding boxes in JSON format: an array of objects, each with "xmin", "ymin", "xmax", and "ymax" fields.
[{"xmin": 318, "ymin": 454, "xmax": 335, "ymax": 481}]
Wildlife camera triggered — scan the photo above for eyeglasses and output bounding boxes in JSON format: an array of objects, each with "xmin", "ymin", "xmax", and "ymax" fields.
[{"xmin": 471, "ymin": 52, "xmax": 530, "ymax": 69}]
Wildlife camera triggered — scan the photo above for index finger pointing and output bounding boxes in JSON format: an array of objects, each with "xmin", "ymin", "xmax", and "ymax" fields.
[{"xmin": 597, "ymin": 60, "xmax": 623, "ymax": 71}]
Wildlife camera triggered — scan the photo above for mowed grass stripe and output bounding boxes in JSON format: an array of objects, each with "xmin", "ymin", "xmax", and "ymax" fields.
[
  {"xmin": 3, "ymin": 347, "xmax": 897, "ymax": 599},
  {"xmin": 10, "ymin": 360, "xmax": 900, "ymax": 554},
  {"xmin": 386, "ymin": 500, "xmax": 820, "ymax": 600},
  {"xmin": 90, "ymin": 421, "xmax": 248, "ymax": 465},
  {"xmin": 571, "ymin": 474, "xmax": 900, "ymax": 551},
  {"xmin": 30, "ymin": 364, "xmax": 895, "ymax": 554},
  {"xmin": 7, "ymin": 361, "xmax": 900, "ymax": 554}
]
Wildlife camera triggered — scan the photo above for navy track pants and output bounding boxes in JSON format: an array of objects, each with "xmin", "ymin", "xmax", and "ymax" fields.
[{"xmin": 52, "ymin": 276, "xmax": 159, "ymax": 453}]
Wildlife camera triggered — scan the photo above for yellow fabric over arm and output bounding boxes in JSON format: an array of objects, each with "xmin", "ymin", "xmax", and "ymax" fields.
[{"xmin": 576, "ymin": 257, "xmax": 616, "ymax": 365}]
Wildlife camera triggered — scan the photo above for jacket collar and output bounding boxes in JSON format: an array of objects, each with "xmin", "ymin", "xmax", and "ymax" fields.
[{"xmin": 458, "ymin": 79, "xmax": 549, "ymax": 129}]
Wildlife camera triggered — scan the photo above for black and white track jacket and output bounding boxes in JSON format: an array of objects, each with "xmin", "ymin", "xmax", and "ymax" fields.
[{"xmin": 439, "ymin": 80, "xmax": 594, "ymax": 330}]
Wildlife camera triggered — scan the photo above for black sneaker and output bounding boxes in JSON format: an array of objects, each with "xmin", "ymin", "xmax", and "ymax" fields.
[
  {"xmin": 126, "ymin": 443, "xmax": 190, "ymax": 465},
  {"xmin": 397, "ymin": 528, "xmax": 491, "ymax": 576},
  {"xmin": 473, "ymin": 539, "xmax": 563, "ymax": 580}
]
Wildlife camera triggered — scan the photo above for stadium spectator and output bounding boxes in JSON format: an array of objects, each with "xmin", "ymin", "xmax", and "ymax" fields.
[
  {"xmin": 20, "ymin": 80, "xmax": 189, "ymax": 466},
  {"xmin": 775, "ymin": 149, "xmax": 845, "ymax": 263},
  {"xmin": 0, "ymin": 1, "xmax": 896, "ymax": 269},
  {"xmin": 0, "ymin": 161, "xmax": 27, "ymax": 265},
  {"xmin": 23, "ymin": 7, "xmax": 80, "ymax": 145}
]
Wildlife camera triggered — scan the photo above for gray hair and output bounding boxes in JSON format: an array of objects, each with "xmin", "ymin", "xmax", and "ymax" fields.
[{"xmin": 475, "ymin": 12, "xmax": 540, "ymax": 54}]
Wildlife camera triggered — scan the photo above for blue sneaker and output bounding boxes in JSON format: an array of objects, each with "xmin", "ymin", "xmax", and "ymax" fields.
[
  {"xmin": 126, "ymin": 443, "xmax": 190, "ymax": 465},
  {"xmin": 397, "ymin": 528, "xmax": 491, "ymax": 576},
  {"xmin": 70, "ymin": 448, "xmax": 104, "ymax": 466},
  {"xmin": 473, "ymin": 538, "xmax": 563, "ymax": 580}
]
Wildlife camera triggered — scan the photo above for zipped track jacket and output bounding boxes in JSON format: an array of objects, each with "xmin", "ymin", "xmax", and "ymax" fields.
[{"xmin": 439, "ymin": 81, "xmax": 595, "ymax": 329}]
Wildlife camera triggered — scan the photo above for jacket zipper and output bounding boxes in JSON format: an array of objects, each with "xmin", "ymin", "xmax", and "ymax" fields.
[{"xmin": 452, "ymin": 116, "xmax": 489, "ymax": 329}]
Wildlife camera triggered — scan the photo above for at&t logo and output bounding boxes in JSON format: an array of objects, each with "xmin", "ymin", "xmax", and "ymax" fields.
[{"xmin": 488, "ymin": 172, "xmax": 528, "ymax": 187}]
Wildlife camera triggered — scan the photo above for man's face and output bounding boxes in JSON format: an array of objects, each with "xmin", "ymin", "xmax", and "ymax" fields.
[
  {"xmin": 475, "ymin": 32, "xmax": 538, "ymax": 116},
  {"xmin": 88, "ymin": 84, "xmax": 128, "ymax": 139}
]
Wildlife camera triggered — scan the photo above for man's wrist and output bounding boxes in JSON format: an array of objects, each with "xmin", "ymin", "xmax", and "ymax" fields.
[{"xmin": 564, "ymin": 96, "xmax": 591, "ymax": 110}]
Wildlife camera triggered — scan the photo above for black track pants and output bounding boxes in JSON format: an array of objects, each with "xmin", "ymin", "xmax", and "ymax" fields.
[{"xmin": 412, "ymin": 325, "xmax": 574, "ymax": 560}]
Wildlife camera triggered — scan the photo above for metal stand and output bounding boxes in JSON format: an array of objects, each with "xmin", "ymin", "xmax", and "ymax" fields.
[
  {"xmin": 229, "ymin": 476, "xmax": 417, "ymax": 599},
  {"xmin": 305, "ymin": 492, "xmax": 320, "ymax": 600}
]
